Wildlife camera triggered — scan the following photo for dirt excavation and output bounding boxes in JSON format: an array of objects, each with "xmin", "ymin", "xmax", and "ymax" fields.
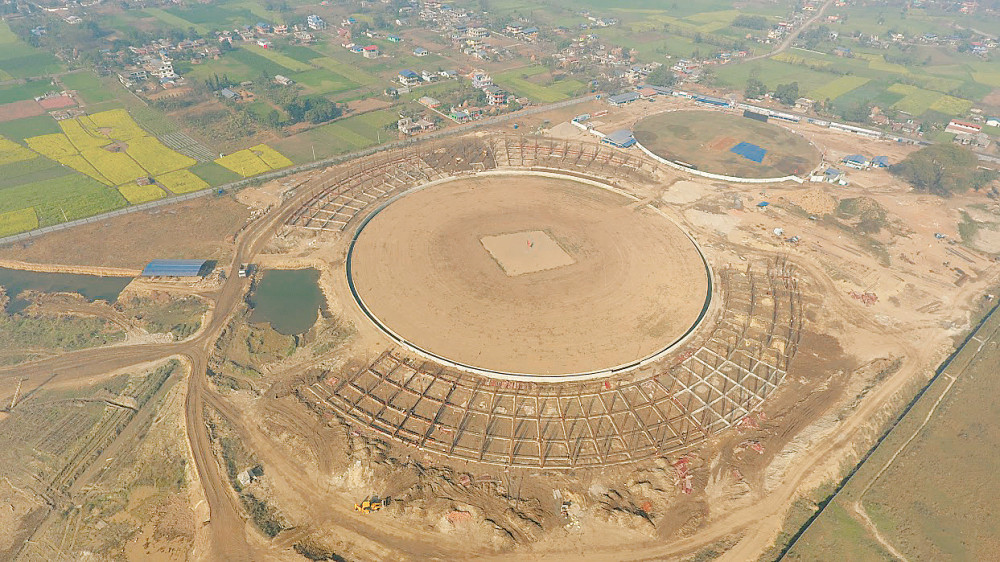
[{"xmin": 0, "ymin": 108, "xmax": 997, "ymax": 561}]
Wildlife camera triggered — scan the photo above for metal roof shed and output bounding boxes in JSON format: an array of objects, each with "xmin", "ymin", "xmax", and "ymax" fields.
[
  {"xmin": 602, "ymin": 129, "xmax": 636, "ymax": 148},
  {"xmin": 141, "ymin": 259, "xmax": 213, "ymax": 277}
]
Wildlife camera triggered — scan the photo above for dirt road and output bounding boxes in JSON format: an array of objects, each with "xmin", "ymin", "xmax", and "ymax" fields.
[{"xmin": 0, "ymin": 166, "xmax": 327, "ymax": 560}]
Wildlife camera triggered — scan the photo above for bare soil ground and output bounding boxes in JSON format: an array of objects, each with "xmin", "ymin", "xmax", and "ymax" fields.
[
  {"xmin": 349, "ymin": 175, "xmax": 708, "ymax": 375},
  {"xmin": 0, "ymin": 196, "xmax": 251, "ymax": 268},
  {"xmin": 0, "ymin": 99, "xmax": 44, "ymax": 122},
  {"xmin": 4, "ymin": 105, "xmax": 1000, "ymax": 562}
]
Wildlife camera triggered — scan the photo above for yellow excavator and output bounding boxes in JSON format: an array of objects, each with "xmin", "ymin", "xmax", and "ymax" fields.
[{"xmin": 354, "ymin": 496, "xmax": 390, "ymax": 514}]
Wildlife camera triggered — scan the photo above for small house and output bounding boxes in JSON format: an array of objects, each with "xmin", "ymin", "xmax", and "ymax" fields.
[
  {"xmin": 483, "ymin": 85, "xmax": 507, "ymax": 106},
  {"xmin": 398, "ymin": 69, "xmax": 421, "ymax": 87},
  {"xmin": 842, "ymin": 154, "xmax": 868, "ymax": 169}
]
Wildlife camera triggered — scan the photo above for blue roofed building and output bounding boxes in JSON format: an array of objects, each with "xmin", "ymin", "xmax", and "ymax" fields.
[
  {"xmin": 871, "ymin": 155, "xmax": 889, "ymax": 167},
  {"xmin": 602, "ymin": 129, "xmax": 636, "ymax": 148},
  {"xmin": 608, "ymin": 91, "xmax": 640, "ymax": 106},
  {"xmin": 398, "ymin": 69, "xmax": 421, "ymax": 87},
  {"xmin": 842, "ymin": 154, "xmax": 868, "ymax": 169},
  {"xmin": 140, "ymin": 259, "xmax": 213, "ymax": 278}
]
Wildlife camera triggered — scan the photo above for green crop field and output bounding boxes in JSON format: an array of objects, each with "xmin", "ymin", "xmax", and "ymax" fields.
[
  {"xmin": 633, "ymin": 110, "xmax": 820, "ymax": 178},
  {"xmin": 273, "ymin": 109, "xmax": 399, "ymax": 163},
  {"xmin": 888, "ymin": 84, "xmax": 946, "ymax": 115},
  {"xmin": 0, "ymin": 81, "xmax": 56, "ymax": 105},
  {"xmin": 60, "ymin": 72, "xmax": 116, "ymax": 104},
  {"xmin": 189, "ymin": 161, "xmax": 242, "ymax": 187},
  {"xmin": 0, "ymin": 207, "xmax": 38, "ymax": 237},
  {"xmin": 143, "ymin": 8, "xmax": 210, "ymax": 34},
  {"xmin": 0, "ymin": 175, "xmax": 126, "ymax": 228},
  {"xmin": 0, "ymin": 155, "xmax": 71, "ymax": 189},
  {"xmin": 714, "ymin": 59, "xmax": 835, "ymax": 95},
  {"xmin": 243, "ymin": 45, "xmax": 313, "ymax": 73},
  {"xmin": 292, "ymin": 69, "xmax": 359, "ymax": 95},
  {"xmin": 809, "ymin": 76, "xmax": 870, "ymax": 102},
  {"xmin": 308, "ymin": 54, "xmax": 381, "ymax": 87},
  {"xmin": 227, "ymin": 48, "xmax": 298, "ymax": 78},
  {"xmin": 494, "ymin": 66, "xmax": 585, "ymax": 103}
]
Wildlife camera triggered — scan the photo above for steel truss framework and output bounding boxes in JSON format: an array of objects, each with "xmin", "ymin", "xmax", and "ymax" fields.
[
  {"xmin": 285, "ymin": 136, "xmax": 656, "ymax": 233},
  {"xmin": 304, "ymin": 262, "xmax": 801, "ymax": 469},
  {"xmin": 288, "ymin": 135, "xmax": 802, "ymax": 468}
]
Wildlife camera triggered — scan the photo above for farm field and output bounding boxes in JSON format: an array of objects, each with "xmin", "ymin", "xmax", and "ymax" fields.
[
  {"xmin": 187, "ymin": 44, "xmax": 370, "ymax": 100},
  {"xmin": 0, "ymin": 21, "xmax": 63, "ymax": 79},
  {"xmin": 272, "ymin": 108, "xmax": 399, "ymax": 163},
  {"xmin": 493, "ymin": 65, "xmax": 586, "ymax": 103},
  {"xmin": 632, "ymin": 110, "xmax": 820, "ymax": 178},
  {"xmin": 0, "ymin": 107, "xmax": 291, "ymax": 237},
  {"xmin": 788, "ymin": 305, "xmax": 1000, "ymax": 560},
  {"xmin": 215, "ymin": 143, "xmax": 293, "ymax": 177},
  {"xmin": 0, "ymin": 174, "xmax": 127, "ymax": 228},
  {"xmin": 59, "ymin": 72, "xmax": 116, "ymax": 105}
]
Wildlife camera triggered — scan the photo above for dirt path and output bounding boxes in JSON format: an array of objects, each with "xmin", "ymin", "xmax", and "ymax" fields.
[
  {"xmin": 852, "ymin": 502, "xmax": 907, "ymax": 560},
  {"xmin": 0, "ymin": 258, "xmax": 140, "ymax": 277}
]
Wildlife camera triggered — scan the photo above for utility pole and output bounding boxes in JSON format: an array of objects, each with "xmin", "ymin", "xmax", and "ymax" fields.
[{"xmin": 9, "ymin": 378, "xmax": 24, "ymax": 411}]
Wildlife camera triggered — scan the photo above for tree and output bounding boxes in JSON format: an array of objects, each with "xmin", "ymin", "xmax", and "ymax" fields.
[
  {"xmin": 745, "ymin": 77, "xmax": 766, "ymax": 99},
  {"xmin": 890, "ymin": 144, "xmax": 997, "ymax": 197},
  {"xmin": 646, "ymin": 66, "xmax": 676, "ymax": 88},
  {"xmin": 773, "ymin": 82, "xmax": 799, "ymax": 105}
]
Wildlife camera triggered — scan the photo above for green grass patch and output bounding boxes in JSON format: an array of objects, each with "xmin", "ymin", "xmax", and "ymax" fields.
[
  {"xmin": 493, "ymin": 66, "xmax": 585, "ymax": 103},
  {"xmin": 60, "ymin": 72, "xmax": 115, "ymax": 104},
  {"xmin": 0, "ymin": 155, "xmax": 69, "ymax": 188},
  {"xmin": 714, "ymin": 58, "xmax": 836, "ymax": 94},
  {"xmin": 309, "ymin": 56, "xmax": 380, "ymax": 87},
  {"xmin": 0, "ymin": 115, "xmax": 61, "ymax": 141},
  {"xmin": 0, "ymin": 52, "xmax": 63, "ymax": 79},
  {"xmin": 290, "ymin": 68, "xmax": 358, "ymax": 95},
  {"xmin": 165, "ymin": 4, "xmax": 255, "ymax": 28},
  {"xmin": 0, "ymin": 207, "xmax": 38, "ymax": 237},
  {"xmin": 280, "ymin": 46, "xmax": 324, "ymax": 64},
  {"xmin": 888, "ymin": 83, "xmax": 944, "ymax": 115},
  {"xmin": 809, "ymin": 76, "xmax": 870, "ymax": 101},
  {"xmin": 972, "ymin": 71, "xmax": 1000, "ymax": 88},
  {"xmin": 143, "ymin": 8, "xmax": 210, "ymax": 34},
  {"xmin": 0, "ymin": 80, "xmax": 55, "ymax": 104},
  {"xmin": 243, "ymin": 45, "xmax": 312, "ymax": 72},
  {"xmin": 228, "ymin": 48, "xmax": 297, "ymax": 79},
  {"xmin": 189, "ymin": 161, "xmax": 243, "ymax": 186}
]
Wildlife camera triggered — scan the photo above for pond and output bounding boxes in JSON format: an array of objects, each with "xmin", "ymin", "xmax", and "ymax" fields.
[
  {"xmin": 249, "ymin": 268, "xmax": 324, "ymax": 335},
  {"xmin": 0, "ymin": 267, "xmax": 132, "ymax": 314}
]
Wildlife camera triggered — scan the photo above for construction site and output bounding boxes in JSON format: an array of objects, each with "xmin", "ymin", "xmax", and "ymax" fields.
[{"xmin": 1, "ymin": 99, "xmax": 999, "ymax": 560}]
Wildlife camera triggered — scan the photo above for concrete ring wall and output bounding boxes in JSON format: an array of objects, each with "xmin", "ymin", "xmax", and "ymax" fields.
[{"xmin": 344, "ymin": 169, "xmax": 719, "ymax": 383}]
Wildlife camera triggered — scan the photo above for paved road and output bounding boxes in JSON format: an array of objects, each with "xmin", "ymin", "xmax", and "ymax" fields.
[{"xmin": 744, "ymin": 0, "xmax": 837, "ymax": 62}]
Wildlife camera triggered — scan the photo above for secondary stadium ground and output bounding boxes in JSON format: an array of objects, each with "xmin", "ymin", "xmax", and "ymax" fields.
[{"xmin": 633, "ymin": 110, "xmax": 821, "ymax": 178}]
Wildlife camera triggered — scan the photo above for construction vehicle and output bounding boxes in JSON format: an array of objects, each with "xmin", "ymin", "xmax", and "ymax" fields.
[{"xmin": 354, "ymin": 496, "xmax": 390, "ymax": 514}]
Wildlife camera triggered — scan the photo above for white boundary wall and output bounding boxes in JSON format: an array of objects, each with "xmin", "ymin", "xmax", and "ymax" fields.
[
  {"xmin": 634, "ymin": 140, "xmax": 804, "ymax": 184},
  {"xmin": 345, "ymin": 169, "xmax": 718, "ymax": 383}
]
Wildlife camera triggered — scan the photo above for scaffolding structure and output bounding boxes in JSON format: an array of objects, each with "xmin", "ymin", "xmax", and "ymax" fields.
[{"xmin": 303, "ymin": 263, "xmax": 801, "ymax": 469}]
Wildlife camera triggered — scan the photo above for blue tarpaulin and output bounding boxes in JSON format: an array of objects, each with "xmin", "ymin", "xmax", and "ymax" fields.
[{"xmin": 730, "ymin": 142, "xmax": 767, "ymax": 163}]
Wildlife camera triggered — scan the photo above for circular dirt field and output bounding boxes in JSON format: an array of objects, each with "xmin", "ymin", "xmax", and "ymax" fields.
[
  {"xmin": 633, "ymin": 110, "xmax": 820, "ymax": 178},
  {"xmin": 347, "ymin": 174, "xmax": 711, "ymax": 377}
]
